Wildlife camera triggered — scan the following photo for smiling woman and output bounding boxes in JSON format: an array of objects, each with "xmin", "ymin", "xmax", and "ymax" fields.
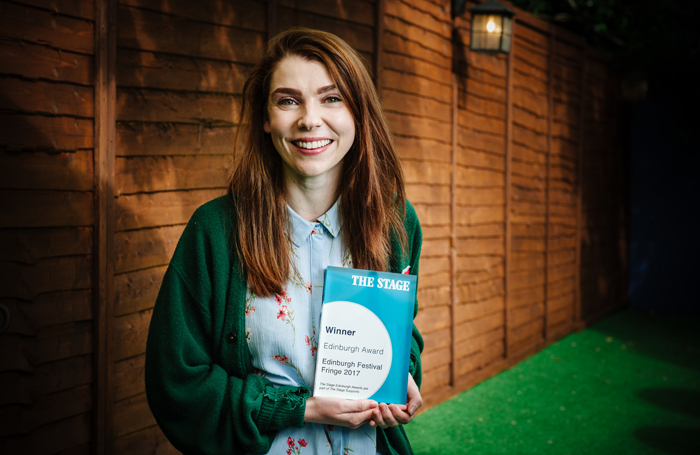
[
  {"xmin": 145, "ymin": 28, "xmax": 424, "ymax": 455},
  {"xmin": 263, "ymin": 55, "xmax": 356, "ymax": 198}
]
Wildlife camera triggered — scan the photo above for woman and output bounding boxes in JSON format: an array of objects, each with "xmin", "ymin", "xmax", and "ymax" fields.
[{"xmin": 145, "ymin": 28, "xmax": 424, "ymax": 455}]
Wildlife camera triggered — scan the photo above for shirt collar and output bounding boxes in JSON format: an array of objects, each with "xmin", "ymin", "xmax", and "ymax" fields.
[{"xmin": 287, "ymin": 198, "xmax": 342, "ymax": 247}]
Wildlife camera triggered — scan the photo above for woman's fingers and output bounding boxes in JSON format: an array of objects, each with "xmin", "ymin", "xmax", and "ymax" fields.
[{"xmin": 406, "ymin": 374, "xmax": 423, "ymax": 416}]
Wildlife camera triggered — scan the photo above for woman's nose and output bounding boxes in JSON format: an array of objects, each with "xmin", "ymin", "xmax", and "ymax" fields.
[{"xmin": 297, "ymin": 103, "xmax": 322, "ymax": 130}]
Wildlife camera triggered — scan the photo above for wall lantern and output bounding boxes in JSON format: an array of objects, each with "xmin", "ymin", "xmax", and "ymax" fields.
[{"xmin": 455, "ymin": 0, "xmax": 515, "ymax": 54}]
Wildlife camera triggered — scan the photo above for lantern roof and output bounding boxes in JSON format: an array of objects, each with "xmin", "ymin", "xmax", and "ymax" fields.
[{"xmin": 467, "ymin": 0, "xmax": 515, "ymax": 17}]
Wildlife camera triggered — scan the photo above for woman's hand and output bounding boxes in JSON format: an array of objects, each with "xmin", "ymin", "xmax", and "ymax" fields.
[
  {"xmin": 370, "ymin": 373, "xmax": 423, "ymax": 429},
  {"xmin": 304, "ymin": 397, "xmax": 378, "ymax": 429}
]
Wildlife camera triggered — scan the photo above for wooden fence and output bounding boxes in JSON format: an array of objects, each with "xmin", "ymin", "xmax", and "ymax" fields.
[{"xmin": 0, "ymin": 0, "xmax": 628, "ymax": 453}]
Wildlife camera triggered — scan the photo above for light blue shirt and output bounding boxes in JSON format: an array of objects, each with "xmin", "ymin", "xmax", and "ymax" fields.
[{"xmin": 245, "ymin": 200, "xmax": 378, "ymax": 455}]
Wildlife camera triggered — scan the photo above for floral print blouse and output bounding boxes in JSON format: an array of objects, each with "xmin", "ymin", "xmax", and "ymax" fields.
[{"xmin": 244, "ymin": 200, "xmax": 379, "ymax": 455}]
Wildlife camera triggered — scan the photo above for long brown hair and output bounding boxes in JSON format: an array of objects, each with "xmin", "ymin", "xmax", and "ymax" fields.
[{"xmin": 229, "ymin": 27, "xmax": 407, "ymax": 297}]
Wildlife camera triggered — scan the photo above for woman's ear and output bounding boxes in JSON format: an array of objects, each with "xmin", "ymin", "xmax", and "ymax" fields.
[{"xmin": 263, "ymin": 120, "xmax": 271, "ymax": 134}]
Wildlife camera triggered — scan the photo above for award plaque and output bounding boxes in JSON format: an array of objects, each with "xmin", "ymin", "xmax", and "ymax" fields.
[{"xmin": 312, "ymin": 266, "xmax": 416, "ymax": 404}]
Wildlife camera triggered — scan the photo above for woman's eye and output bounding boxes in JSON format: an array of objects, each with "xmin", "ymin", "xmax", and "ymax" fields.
[
  {"xmin": 325, "ymin": 96, "xmax": 342, "ymax": 103},
  {"xmin": 277, "ymin": 98, "xmax": 297, "ymax": 106}
]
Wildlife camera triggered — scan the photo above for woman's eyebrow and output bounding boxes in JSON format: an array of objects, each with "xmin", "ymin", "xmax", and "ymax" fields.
[{"xmin": 317, "ymin": 84, "xmax": 337, "ymax": 94}]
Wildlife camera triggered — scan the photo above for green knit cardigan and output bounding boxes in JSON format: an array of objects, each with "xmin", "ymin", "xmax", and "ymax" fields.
[{"xmin": 145, "ymin": 195, "xmax": 424, "ymax": 454}]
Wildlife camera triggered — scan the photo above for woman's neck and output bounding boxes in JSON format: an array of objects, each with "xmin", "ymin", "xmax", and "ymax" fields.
[{"xmin": 284, "ymin": 171, "xmax": 340, "ymax": 222}]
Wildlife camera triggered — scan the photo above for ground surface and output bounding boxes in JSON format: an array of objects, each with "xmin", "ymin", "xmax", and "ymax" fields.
[{"xmin": 405, "ymin": 310, "xmax": 700, "ymax": 454}]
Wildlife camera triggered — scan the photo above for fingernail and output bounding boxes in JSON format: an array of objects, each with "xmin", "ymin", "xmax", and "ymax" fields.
[
  {"xmin": 370, "ymin": 401, "xmax": 378, "ymax": 408},
  {"xmin": 409, "ymin": 406, "xmax": 417, "ymax": 415}
]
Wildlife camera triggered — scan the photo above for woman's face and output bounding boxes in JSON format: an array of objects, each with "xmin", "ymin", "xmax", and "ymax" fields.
[{"xmin": 264, "ymin": 55, "xmax": 355, "ymax": 188}]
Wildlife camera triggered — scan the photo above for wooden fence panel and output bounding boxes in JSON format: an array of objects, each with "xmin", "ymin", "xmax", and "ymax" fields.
[{"xmin": 0, "ymin": 0, "xmax": 96, "ymax": 452}]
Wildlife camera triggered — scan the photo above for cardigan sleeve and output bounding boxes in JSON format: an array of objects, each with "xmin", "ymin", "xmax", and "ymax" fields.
[
  {"xmin": 405, "ymin": 200, "xmax": 424, "ymax": 389},
  {"xmin": 145, "ymin": 201, "xmax": 309, "ymax": 455}
]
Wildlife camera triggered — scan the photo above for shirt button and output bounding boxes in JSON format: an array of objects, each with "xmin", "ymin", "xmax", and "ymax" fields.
[{"xmin": 226, "ymin": 332, "xmax": 237, "ymax": 343}]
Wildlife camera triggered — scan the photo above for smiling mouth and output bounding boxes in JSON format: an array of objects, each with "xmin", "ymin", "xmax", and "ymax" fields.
[{"xmin": 292, "ymin": 139, "xmax": 332, "ymax": 150}]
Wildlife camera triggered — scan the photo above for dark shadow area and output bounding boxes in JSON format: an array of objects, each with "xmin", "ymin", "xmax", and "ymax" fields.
[
  {"xmin": 634, "ymin": 426, "xmax": 700, "ymax": 455},
  {"xmin": 638, "ymin": 388, "xmax": 700, "ymax": 418},
  {"xmin": 589, "ymin": 309, "xmax": 700, "ymax": 373}
]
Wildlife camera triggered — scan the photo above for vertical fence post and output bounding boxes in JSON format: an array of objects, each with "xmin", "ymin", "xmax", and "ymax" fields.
[
  {"xmin": 450, "ymin": 72, "xmax": 458, "ymax": 386},
  {"xmin": 374, "ymin": 0, "xmax": 385, "ymax": 98},
  {"xmin": 94, "ymin": 0, "xmax": 117, "ymax": 453},
  {"xmin": 544, "ymin": 29, "xmax": 555, "ymax": 342},
  {"xmin": 503, "ymin": 20, "xmax": 516, "ymax": 361},
  {"xmin": 575, "ymin": 48, "xmax": 587, "ymax": 326}
]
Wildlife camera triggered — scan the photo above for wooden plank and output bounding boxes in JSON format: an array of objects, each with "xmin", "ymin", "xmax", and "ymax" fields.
[
  {"xmin": 453, "ymin": 311, "xmax": 503, "ymax": 343},
  {"xmin": 114, "ymin": 265, "xmax": 166, "ymax": 317},
  {"xmin": 0, "ymin": 114, "xmax": 93, "ymax": 152},
  {"xmin": 406, "ymin": 183, "xmax": 450, "ymax": 205},
  {"xmin": 394, "ymin": 136, "xmax": 451, "ymax": 163},
  {"xmin": 0, "ymin": 40, "xmax": 92, "ymax": 84},
  {"xmin": 458, "ymin": 94, "xmax": 506, "ymax": 119},
  {"xmin": 422, "ymin": 327, "xmax": 451, "ymax": 354},
  {"xmin": 419, "ymin": 238, "xmax": 449, "ymax": 258},
  {"xmin": 121, "ymin": 0, "xmax": 266, "ymax": 30},
  {"xmin": 509, "ymin": 317, "xmax": 543, "ymax": 346},
  {"xmin": 510, "ymin": 268, "xmax": 545, "ymax": 290},
  {"xmin": 0, "ymin": 256, "xmax": 91, "ymax": 300},
  {"xmin": 420, "ymin": 364, "xmax": 450, "ymax": 396},
  {"xmin": 2, "ymin": 2, "xmax": 94, "ymax": 54},
  {"xmin": 113, "ymin": 309, "xmax": 152, "ymax": 362},
  {"xmin": 0, "ymin": 412, "xmax": 91, "ymax": 455},
  {"xmin": 0, "ymin": 385, "xmax": 91, "ymax": 438},
  {"xmin": 456, "ymin": 255, "xmax": 502, "ymax": 273},
  {"xmin": 0, "ymin": 354, "xmax": 91, "ymax": 406},
  {"xmin": 116, "ymin": 155, "xmax": 229, "ymax": 195},
  {"xmin": 113, "ymin": 424, "xmax": 179, "ymax": 455},
  {"xmin": 454, "ymin": 326, "xmax": 503, "ymax": 358},
  {"xmin": 454, "ymin": 206, "xmax": 504, "ymax": 225},
  {"xmin": 402, "ymin": 160, "xmax": 451, "ymax": 184},
  {"xmin": 456, "ymin": 222, "xmax": 504, "ymax": 238},
  {"xmin": 385, "ymin": 0, "xmax": 450, "ymax": 37},
  {"xmin": 0, "ymin": 227, "xmax": 91, "ymax": 264},
  {"xmin": 114, "ymin": 354, "xmax": 145, "ymax": 402},
  {"xmin": 275, "ymin": 6, "xmax": 374, "ymax": 53},
  {"xmin": 385, "ymin": 112, "xmax": 451, "ymax": 142},
  {"xmin": 417, "ymin": 286, "xmax": 450, "ymax": 311},
  {"xmin": 509, "ymin": 285, "xmax": 544, "ymax": 308},
  {"xmin": 20, "ymin": 0, "xmax": 96, "ymax": 20},
  {"xmin": 454, "ymin": 237, "xmax": 502, "ymax": 256},
  {"xmin": 0, "ymin": 321, "xmax": 92, "ymax": 372},
  {"xmin": 117, "ymin": 49, "xmax": 253, "ymax": 93},
  {"xmin": 454, "ymin": 295, "xmax": 503, "ymax": 323},
  {"xmin": 457, "ymin": 127, "xmax": 505, "ymax": 156},
  {"xmin": 115, "ymin": 188, "xmax": 223, "ymax": 231},
  {"xmin": 412, "ymin": 203, "xmax": 450, "ymax": 227},
  {"xmin": 454, "ymin": 342, "xmax": 504, "ymax": 377},
  {"xmin": 0, "ymin": 190, "xmax": 93, "ymax": 228},
  {"xmin": 512, "ymin": 123, "xmax": 548, "ymax": 152},
  {"xmin": 382, "ymin": 52, "xmax": 452, "ymax": 86},
  {"xmin": 460, "ymin": 77, "xmax": 506, "ymax": 103},
  {"xmin": 383, "ymin": 30, "xmax": 451, "ymax": 69},
  {"xmin": 458, "ymin": 110, "xmax": 505, "ymax": 136},
  {"xmin": 422, "ymin": 346, "xmax": 451, "ymax": 371},
  {"xmin": 513, "ymin": 105, "xmax": 547, "ymax": 134},
  {"xmin": 457, "ymin": 146, "xmax": 506, "ymax": 177},
  {"xmin": 116, "ymin": 89, "xmax": 240, "ymax": 124},
  {"xmin": 112, "ymin": 393, "xmax": 156, "ymax": 438},
  {"xmin": 510, "ymin": 301, "xmax": 544, "ymax": 328},
  {"xmin": 117, "ymin": 5, "xmax": 266, "ymax": 63},
  {"xmin": 455, "ymin": 166, "xmax": 503, "ymax": 187},
  {"xmin": 116, "ymin": 122, "xmax": 235, "ymax": 157},
  {"xmin": 383, "ymin": 15, "xmax": 450, "ymax": 58},
  {"xmin": 280, "ymin": 0, "xmax": 375, "ymax": 27},
  {"xmin": 1, "ymin": 290, "xmax": 92, "ymax": 336},
  {"xmin": 382, "ymin": 89, "xmax": 451, "ymax": 123},
  {"xmin": 0, "ymin": 150, "xmax": 93, "ymax": 191},
  {"xmin": 455, "ymin": 186, "xmax": 504, "ymax": 205},
  {"xmin": 414, "ymin": 305, "xmax": 450, "ymax": 334},
  {"xmin": 114, "ymin": 225, "xmax": 184, "ymax": 274},
  {"xmin": 0, "ymin": 78, "xmax": 93, "ymax": 117}
]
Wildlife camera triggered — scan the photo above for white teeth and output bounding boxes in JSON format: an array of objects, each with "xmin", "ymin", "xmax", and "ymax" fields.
[{"xmin": 294, "ymin": 139, "xmax": 331, "ymax": 149}]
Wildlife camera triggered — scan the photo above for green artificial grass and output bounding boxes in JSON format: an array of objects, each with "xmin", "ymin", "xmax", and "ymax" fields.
[{"xmin": 405, "ymin": 310, "xmax": 700, "ymax": 455}]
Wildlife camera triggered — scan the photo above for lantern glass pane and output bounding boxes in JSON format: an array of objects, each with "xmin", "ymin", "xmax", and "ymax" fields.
[
  {"xmin": 501, "ymin": 16, "xmax": 513, "ymax": 53},
  {"xmin": 471, "ymin": 14, "xmax": 503, "ymax": 51}
]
